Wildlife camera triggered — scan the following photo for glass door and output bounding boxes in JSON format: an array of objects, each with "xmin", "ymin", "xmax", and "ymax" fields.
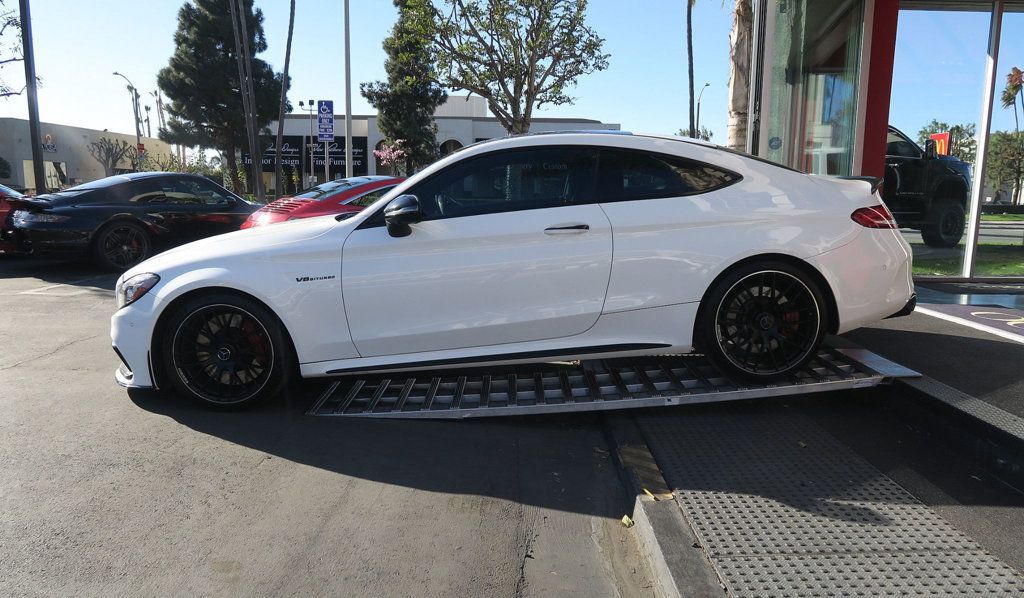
[{"xmin": 761, "ymin": 0, "xmax": 865, "ymax": 175}]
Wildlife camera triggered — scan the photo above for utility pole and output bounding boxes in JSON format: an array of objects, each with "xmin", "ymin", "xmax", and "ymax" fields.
[
  {"xmin": 343, "ymin": 0, "xmax": 353, "ymax": 177},
  {"xmin": 19, "ymin": 0, "xmax": 45, "ymax": 193},
  {"xmin": 144, "ymin": 105, "xmax": 152, "ymax": 138}
]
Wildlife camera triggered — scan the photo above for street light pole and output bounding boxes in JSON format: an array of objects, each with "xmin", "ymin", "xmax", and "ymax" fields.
[
  {"xmin": 113, "ymin": 71, "xmax": 143, "ymax": 167},
  {"xmin": 299, "ymin": 99, "xmax": 313, "ymax": 185},
  {"xmin": 696, "ymin": 82, "xmax": 710, "ymax": 139},
  {"xmin": 343, "ymin": 0, "xmax": 353, "ymax": 178},
  {"xmin": 19, "ymin": 0, "xmax": 45, "ymax": 193}
]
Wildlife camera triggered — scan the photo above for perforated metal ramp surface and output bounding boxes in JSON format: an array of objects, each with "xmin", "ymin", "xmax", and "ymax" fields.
[
  {"xmin": 307, "ymin": 348, "xmax": 913, "ymax": 419},
  {"xmin": 638, "ymin": 409, "xmax": 1024, "ymax": 597}
]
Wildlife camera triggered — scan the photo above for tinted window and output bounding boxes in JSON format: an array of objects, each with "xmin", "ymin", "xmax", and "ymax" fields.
[
  {"xmin": 597, "ymin": 150, "xmax": 739, "ymax": 201},
  {"xmin": 886, "ymin": 131, "xmax": 920, "ymax": 158},
  {"xmin": 160, "ymin": 178, "xmax": 232, "ymax": 206},
  {"xmin": 124, "ymin": 179, "xmax": 165, "ymax": 204},
  {"xmin": 347, "ymin": 185, "xmax": 396, "ymax": 207},
  {"xmin": 411, "ymin": 147, "xmax": 597, "ymax": 220}
]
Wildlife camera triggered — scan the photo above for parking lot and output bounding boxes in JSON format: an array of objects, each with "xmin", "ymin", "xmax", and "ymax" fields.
[{"xmin": 3, "ymin": 256, "xmax": 1024, "ymax": 596}]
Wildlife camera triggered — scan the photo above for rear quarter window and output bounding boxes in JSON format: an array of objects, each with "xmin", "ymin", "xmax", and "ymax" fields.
[{"xmin": 596, "ymin": 149, "xmax": 739, "ymax": 202}]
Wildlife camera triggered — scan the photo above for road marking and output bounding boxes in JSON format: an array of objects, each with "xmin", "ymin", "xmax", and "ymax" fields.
[
  {"xmin": 17, "ymin": 276, "xmax": 113, "ymax": 296},
  {"xmin": 915, "ymin": 305, "xmax": 1024, "ymax": 345}
]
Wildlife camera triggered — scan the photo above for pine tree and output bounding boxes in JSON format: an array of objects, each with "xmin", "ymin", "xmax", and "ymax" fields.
[
  {"xmin": 361, "ymin": 0, "xmax": 447, "ymax": 175},
  {"xmin": 157, "ymin": 0, "xmax": 287, "ymax": 192}
]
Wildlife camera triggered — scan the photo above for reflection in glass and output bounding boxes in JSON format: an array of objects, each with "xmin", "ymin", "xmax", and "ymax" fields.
[
  {"xmin": 977, "ymin": 7, "xmax": 1024, "ymax": 277},
  {"xmin": 887, "ymin": 7, "xmax": 991, "ymax": 277}
]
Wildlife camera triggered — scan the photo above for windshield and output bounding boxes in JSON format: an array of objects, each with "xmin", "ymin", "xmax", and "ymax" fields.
[
  {"xmin": 0, "ymin": 183, "xmax": 24, "ymax": 198},
  {"xmin": 292, "ymin": 178, "xmax": 375, "ymax": 201}
]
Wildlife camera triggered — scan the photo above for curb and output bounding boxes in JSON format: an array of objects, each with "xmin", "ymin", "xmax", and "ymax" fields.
[
  {"xmin": 603, "ymin": 414, "xmax": 724, "ymax": 598},
  {"xmin": 893, "ymin": 376, "xmax": 1024, "ymax": 490}
]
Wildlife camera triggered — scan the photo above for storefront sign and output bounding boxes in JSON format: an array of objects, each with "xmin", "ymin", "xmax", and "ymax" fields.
[
  {"xmin": 242, "ymin": 135, "xmax": 367, "ymax": 176},
  {"xmin": 929, "ymin": 132, "xmax": 950, "ymax": 156}
]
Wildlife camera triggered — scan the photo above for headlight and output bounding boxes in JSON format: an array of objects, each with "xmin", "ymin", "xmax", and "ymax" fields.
[
  {"xmin": 12, "ymin": 210, "xmax": 71, "ymax": 224},
  {"xmin": 116, "ymin": 273, "xmax": 160, "ymax": 309}
]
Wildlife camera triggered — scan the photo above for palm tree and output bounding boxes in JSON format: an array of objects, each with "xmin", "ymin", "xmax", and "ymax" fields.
[
  {"xmin": 1002, "ymin": 67, "xmax": 1022, "ymax": 204},
  {"xmin": 274, "ymin": 0, "xmax": 296, "ymax": 198},
  {"xmin": 686, "ymin": 0, "xmax": 696, "ymax": 137},
  {"xmin": 726, "ymin": 0, "xmax": 752, "ymax": 151}
]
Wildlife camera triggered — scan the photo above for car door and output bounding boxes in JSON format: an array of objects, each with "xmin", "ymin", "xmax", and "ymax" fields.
[
  {"xmin": 884, "ymin": 129, "xmax": 928, "ymax": 221},
  {"xmin": 341, "ymin": 146, "xmax": 613, "ymax": 358}
]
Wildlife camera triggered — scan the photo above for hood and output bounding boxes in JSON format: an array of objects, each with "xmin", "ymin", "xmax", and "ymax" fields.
[{"xmin": 124, "ymin": 214, "xmax": 347, "ymax": 278}]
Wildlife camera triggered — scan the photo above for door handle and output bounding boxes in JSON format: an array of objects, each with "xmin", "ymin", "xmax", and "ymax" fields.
[{"xmin": 544, "ymin": 224, "xmax": 589, "ymax": 235}]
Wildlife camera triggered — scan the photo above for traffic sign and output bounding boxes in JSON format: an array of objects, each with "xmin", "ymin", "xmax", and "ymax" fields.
[{"xmin": 317, "ymin": 100, "xmax": 334, "ymax": 141}]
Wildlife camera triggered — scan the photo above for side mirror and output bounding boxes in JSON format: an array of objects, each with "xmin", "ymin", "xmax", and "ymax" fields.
[
  {"xmin": 384, "ymin": 194, "xmax": 422, "ymax": 237},
  {"xmin": 924, "ymin": 139, "xmax": 937, "ymax": 160}
]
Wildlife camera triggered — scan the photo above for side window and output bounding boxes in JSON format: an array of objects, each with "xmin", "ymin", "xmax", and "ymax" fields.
[
  {"xmin": 596, "ymin": 150, "xmax": 739, "ymax": 202},
  {"xmin": 348, "ymin": 185, "xmax": 395, "ymax": 207},
  {"xmin": 886, "ymin": 132, "xmax": 920, "ymax": 158},
  {"xmin": 410, "ymin": 147, "xmax": 597, "ymax": 220},
  {"xmin": 161, "ymin": 178, "xmax": 232, "ymax": 206},
  {"xmin": 118, "ymin": 179, "xmax": 165, "ymax": 204}
]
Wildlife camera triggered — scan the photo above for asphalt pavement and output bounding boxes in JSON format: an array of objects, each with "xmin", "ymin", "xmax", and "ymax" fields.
[{"xmin": 0, "ymin": 256, "xmax": 652, "ymax": 597}]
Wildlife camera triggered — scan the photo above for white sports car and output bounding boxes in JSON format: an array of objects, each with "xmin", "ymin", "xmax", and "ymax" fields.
[{"xmin": 111, "ymin": 132, "xmax": 915, "ymax": 407}]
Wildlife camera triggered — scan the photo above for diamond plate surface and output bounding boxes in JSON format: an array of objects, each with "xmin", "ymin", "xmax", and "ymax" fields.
[{"xmin": 637, "ymin": 408, "xmax": 1024, "ymax": 596}]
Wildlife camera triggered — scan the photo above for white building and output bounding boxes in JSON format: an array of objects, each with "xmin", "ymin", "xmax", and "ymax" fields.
[
  {"xmin": 0, "ymin": 118, "xmax": 171, "ymax": 194},
  {"xmin": 258, "ymin": 95, "xmax": 619, "ymax": 193}
]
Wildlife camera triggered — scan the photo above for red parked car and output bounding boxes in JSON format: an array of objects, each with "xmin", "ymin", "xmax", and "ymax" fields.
[
  {"xmin": 0, "ymin": 182, "xmax": 27, "ymax": 252},
  {"xmin": 241, "ymin": 176, "xmax": 403, "ymax": 229}
]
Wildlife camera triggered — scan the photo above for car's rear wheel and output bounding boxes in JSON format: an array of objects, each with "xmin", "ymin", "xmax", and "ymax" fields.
[
  {"xmin": 161, "ymin": 293, "xmax": 291, "ymax": 408},
  {"xmin": 921, "ymin": 199, "xmax": 965, "ymax": 248},
  {"xmin": 697, "ymin": 261, "xmax": 827, "ymax": 381},
  {"xmin": 93, "ymin": 221, "xmax": 152, "ymax": 270}
]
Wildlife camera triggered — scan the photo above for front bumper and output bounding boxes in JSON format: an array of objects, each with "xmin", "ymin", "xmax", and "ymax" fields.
[{"xmin": 110, "ymin": 294, "xmax": 161, "ymax": 389}]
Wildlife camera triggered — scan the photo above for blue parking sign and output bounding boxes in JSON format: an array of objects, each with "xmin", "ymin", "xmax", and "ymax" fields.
[{"xmin": 317, "ymin": 100, "xmax": 333, "ymax": 141}]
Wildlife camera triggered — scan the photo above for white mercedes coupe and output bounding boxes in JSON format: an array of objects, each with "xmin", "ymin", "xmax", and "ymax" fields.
[{"xmin": 111, "ymin": 132, "xmax": 915, "ymax": 407}]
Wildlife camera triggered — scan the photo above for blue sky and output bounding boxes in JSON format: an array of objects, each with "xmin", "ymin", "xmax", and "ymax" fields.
[
  {"xmin": 0, "ymin": 0, "xmax": 734, "ymax": 140},
  {"xmin": 1, "ymin": 2, "xmax": 1020, "ymax": 146},
  {"xmin": 890, "ymin": 8, "xmax": 1024, "ymax": 139}
]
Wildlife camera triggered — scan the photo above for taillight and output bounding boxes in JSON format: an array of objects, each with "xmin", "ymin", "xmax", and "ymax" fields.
[{"xmin": 851, "ymin": 205, "xmax": 897, "ymax": 229}]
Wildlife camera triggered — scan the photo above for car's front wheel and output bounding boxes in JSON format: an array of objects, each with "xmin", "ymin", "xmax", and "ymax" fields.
[
  {"xmin": 697, "ymin": 261, "xmax": 828, "ymax": 381},
  {"xmin": 161, "ymin": 293, "xmax": 292, "ymax": 408}
]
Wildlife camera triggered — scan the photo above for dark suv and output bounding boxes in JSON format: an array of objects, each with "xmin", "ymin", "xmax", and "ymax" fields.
[{"xmin": 884, "ymin": 126, "xmax": 972, "ymax": 247}]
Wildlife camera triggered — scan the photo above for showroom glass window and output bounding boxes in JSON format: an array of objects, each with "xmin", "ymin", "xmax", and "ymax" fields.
[
  {"xmin": 410, "ymin": 147, "xmax": 598, "ymax": 220},
  {"xmin": 761, "ymin": 0, "xmax": 865, "ymax": 176},
  {"xmin": 596, "ymin": 150, "xmax": 739, "ymax": 201}
]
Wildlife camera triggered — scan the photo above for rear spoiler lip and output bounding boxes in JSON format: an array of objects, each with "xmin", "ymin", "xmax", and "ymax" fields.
[
  {"xmin": 5, "ymin": 197, "xmax": 51, "ymax": 212},
  {"xmin": 836, "ymin": 175, "xmax": 884, "ymax": 195}
]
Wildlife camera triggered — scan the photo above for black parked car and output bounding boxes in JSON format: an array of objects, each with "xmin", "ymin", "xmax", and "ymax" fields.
[
  {"xmin": 884, "ymin": 126, "xmax": 972, "ymax": 248},
  {"xmin": 4, "ymin": 172, "xmax": 257, "ymax": 270}
]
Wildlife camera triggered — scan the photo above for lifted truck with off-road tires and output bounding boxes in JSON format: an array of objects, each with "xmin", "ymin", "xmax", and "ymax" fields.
[{"xmin": 884, "ymin": 126, "xmax": 972, "ymax": 248}]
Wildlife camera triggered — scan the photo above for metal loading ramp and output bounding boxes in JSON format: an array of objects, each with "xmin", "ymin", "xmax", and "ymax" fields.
[{"xmin": 307, "ymin": 347, "xmax": 918, "ymax": 419}]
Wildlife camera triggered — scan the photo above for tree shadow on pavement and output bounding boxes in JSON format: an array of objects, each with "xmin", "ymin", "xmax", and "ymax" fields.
[{"xmin": 0, "ymin": 254, "xmax": 116, "ymax": 289}]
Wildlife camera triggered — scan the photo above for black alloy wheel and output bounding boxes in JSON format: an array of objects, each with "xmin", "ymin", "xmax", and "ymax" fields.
[
  {"xmin": 163, "ymin": 294, "xmax": 292, "ymax": 408},
  {"xmin": 698, "ymin": 262, "xmax": 827, "ymax": 380},
  {"xmin": 94, "ymin": 221, "xmax": 152, "ymax": 270}
]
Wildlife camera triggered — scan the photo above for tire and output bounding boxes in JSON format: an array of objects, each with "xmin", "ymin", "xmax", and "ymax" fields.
[
  {"xmin": 696, "ymin": 261, "xmax": 828, "ymax": 381},
  {"xmin": 92, "ymin": 221, "xmax": 152, "ymax": 271},
  {"xmin": 921, "ymin": 199, "xmax": 965, "ymax": 248},
  {"xmin": 160, "ymin": 292, "xmax": 292, "ymax": 409}
]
